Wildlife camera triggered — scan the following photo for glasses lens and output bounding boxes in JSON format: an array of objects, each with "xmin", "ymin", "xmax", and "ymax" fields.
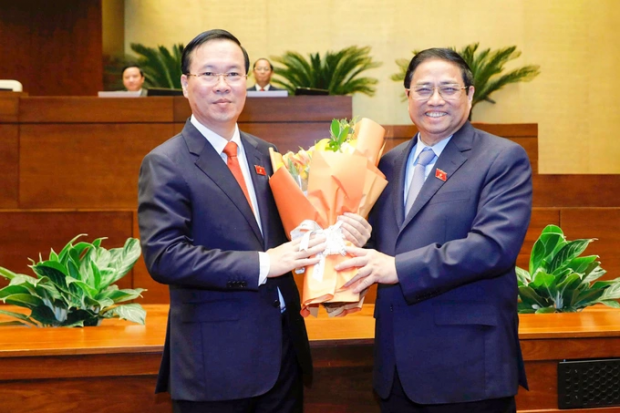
[
  {"xmin": 202, "ymin": 73, "xmax": 245, "ymax": 85},
  {"xmin": 412, "ymin": 85, "xmax": 463, "ymax": 100}
]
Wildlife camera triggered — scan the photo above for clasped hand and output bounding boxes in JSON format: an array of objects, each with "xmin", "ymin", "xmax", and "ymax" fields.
[
  {"xmin": 267, "ymin": 212, "xmax": 372, "ymax": 278},
  {"xmin": 336, "ymin": 247, "xmax": 398, "ymax": 293}
]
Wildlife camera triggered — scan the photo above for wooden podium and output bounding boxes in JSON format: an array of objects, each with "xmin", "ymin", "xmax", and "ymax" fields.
[{"xmin": 1, "ymin": 305, "xmax": 620, "ymax": 412}]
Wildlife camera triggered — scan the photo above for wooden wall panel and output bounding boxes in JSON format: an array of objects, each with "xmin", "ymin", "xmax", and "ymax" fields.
[
  {"xmin": 0, "ymin": 2, "xmax": 32, "ymax": 90},
  {"xmin": 0, "ymin": 211, "xmax": 134, "ymax": 289},
  {"xmin": 20, "ymin": 97, "xmax": 174, "ymax": 123},
  {"xmin": 0, "ymin": 94, "xmax": 20, "ymax": 122},
  {"xmin": 0, "ymin": 0, "xmax": 103, "ymax": 96},
  {"xmin": 516, "ymin": 361, "xmax": 557, "ymax": 411},
  {"xmin": 0, "ymin": 377, "xmax": 171, "ymax": 413},
  {"xmin": 241, "ymin": 123, "xmax": 334, "ymax": 153},
  {"xmin": 0, "ymin": 124, "xmax": 19, "ymax": 208},
  {"xmin": 533, "ymin": 175, "xmax": 620, "ymax": 208},
  {"xmin": 383, "ymin": 123, "xmax": 539, "ymax": 173},
  {"xmin": 560, "ymin": 208, "xmax": 620, "ymax": 281},
  {"xmin": 19, "ymin": 124, "xmax": 175, "ymax": 209},
  {"xmin": 173, "ymin": 96, "xmax": 353, "ymax": 123}
]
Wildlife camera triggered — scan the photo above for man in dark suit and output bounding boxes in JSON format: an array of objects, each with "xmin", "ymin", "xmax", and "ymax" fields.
[
  {"xmin": 337, "ymin": 48, "xmax": 532, "ymax": 412},
  {"xmin": 138, "ymin": 29, "xmax": 369, "ymax": 413},
  {"xmin": 247, "ymin": 58, "xmax": 282, "ymax": 91}
]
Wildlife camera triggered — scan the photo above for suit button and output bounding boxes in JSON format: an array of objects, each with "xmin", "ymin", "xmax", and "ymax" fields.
[
  {"xmin": 390, "ymin": 304, "xmax": 393, "ymax": 312},
  {"xmin": 273, "ymin": 300, "xmax": 280, "ymax": 308}
]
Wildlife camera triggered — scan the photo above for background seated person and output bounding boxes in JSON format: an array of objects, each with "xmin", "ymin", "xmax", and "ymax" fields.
[
  {"xmin": 247, "ymin": 58, "xmax": 282, "ymax": 91},
  {"xmin": 122, "ymin": 64, "xmax": 147, "ymax": 96}
]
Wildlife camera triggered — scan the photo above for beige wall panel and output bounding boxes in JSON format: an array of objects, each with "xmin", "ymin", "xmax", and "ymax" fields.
[{"xmin": 124, "ymin": 0, "xmax": 620, "ymax": 174}]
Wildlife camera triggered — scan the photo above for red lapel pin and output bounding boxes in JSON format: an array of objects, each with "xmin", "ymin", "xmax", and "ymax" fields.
[
  {"xmin": 254, "ymin": 165, "xmax": 266, "ymax": 176},
  {"xmin": 435, "ymin": 169, "xmax": 447, "ymax": 182}
]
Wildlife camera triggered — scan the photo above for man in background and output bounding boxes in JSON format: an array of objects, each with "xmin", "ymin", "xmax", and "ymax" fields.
[
  {"xmin": 121, "ymin": 63, "xmax": 147, "ymax": 96},
  {"xmin": 138, "ymin": 29, "xmax": 370, "ymax": 413},
  {"xmin": 247, "ymin": 58, "xmax": 282, "ymax": 91},
  {"xmin": 337, "ymin": 48, "xmax": 532, "ymax": 412}
]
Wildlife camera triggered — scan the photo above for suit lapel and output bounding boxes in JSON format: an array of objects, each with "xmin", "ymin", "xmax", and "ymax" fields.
[
  {"xmin": 400, "ymin": 123, "xmax": 474, "ymax": 232},
  {"xmin": 183, "ymin": 121, "xmax": 264, "ymax": 246},
  {"xmin": 392, "ymin": 137, "xmax": 417, "ymax": 228},
  {"xmin": 240, "ymin": 132, "xmax": 270, "ymax": 248}
]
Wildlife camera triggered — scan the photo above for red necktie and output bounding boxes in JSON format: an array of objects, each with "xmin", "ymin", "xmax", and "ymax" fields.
[
  {"xmin": 223, "ymin": 142, "xmax": 253, "ymax": 211},
  {"xmin": 260, "ymin": 87, "xmax": 265, "ymax": 91}
]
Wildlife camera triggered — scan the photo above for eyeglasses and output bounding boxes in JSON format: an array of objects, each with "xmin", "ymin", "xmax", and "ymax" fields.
[
  {"xmin": 185, "ymin": 72, "xmax": 247, "ymax": 86},
  {"xmin": 406, "ymin": 84, "xmax": 467, "ymax": 101},
  {"xmin": 253, "ymin": 67, "xmax": 271, "ymax": 72}
]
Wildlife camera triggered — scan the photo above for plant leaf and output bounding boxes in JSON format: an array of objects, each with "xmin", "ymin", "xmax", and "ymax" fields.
[
  {"xmin": 518, "ymin": 286, "xmax": 551, "ymax": 310},
  {"xmin": 548, "ymin": 238, "xmax": 594, "ymax": 273},
  {"xmin": 4, "ymin": 293, "xmax": 45, "ymax": 309},
  {"xmin": 597, "ymin": 300, "xmax": 620, "ymax": 309},
  {"xmin": 0, "ymin": 284, "xmax": 34, "ymax": 300},
  {"xmin": 98, "ymin": 288, "xmax": 145, "ymax": 304},
  {"xmin": 515, "ymin": 266, "xmax": 530, "ymax": 286},
  {"xmin": 104, "ymin": 303, "xmax": 146, "ymax": 325},
  {"xmin": 0, "ymin": 308, "xmax": 38, "ymax": 326}
]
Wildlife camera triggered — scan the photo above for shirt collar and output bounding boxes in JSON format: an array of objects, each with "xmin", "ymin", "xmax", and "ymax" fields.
[
  {"xmin": 190, "ymin": 115, "xmax": 242, "ymax": 154},
  {"xmin": 412, "ymin": 133, "xmax": 453, "ymax": 162}
]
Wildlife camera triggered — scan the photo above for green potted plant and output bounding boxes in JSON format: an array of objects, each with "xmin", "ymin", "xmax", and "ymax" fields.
[
  {"xmin": 129, "ymin": 43, "xmax": 185, "ymax": 89},
  {"xmin": 271, "ymin": 45, "xmax": 381, "ymax": 96},
  {"xmin": 517, "ymin": 225, "xmax": 620, "ymax": 313},
  {"xmin": 0, "ymin": 235, "xmax": 146, "ymax": 327},
  {"xmin": 392, "ymin": 43, "xmax": 540, "ymax": 118}
]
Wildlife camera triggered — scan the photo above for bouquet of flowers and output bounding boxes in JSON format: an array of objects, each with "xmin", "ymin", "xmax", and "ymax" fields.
[{"xmin": 269, "ymin": 117, "xmax": 388, "ymax": 317}]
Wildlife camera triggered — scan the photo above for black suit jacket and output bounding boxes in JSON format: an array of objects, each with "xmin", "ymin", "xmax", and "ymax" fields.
[
  {"xmin": 138, "ymin": 119, "xmax": 312, "ymax": 401},
  {"xmin": 370, "ymin": 122, "xmax": 531, "ymax": 404}
]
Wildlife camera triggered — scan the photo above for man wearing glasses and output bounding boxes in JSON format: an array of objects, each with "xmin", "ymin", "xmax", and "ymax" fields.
[
  {"xmin": 247, "ymin": 58, "xmax": 282, "ymax": 91},
  {"xmin": 138, "ymin": 29, "xmax": 371, "ymax": 413},
  {"xmin": 337, "ymin": 48, "xmax": 532, "ymax": 412}
]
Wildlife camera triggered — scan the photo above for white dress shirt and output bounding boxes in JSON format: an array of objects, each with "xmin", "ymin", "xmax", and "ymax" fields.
[{"xmin": 190, "ymin": 116, "xmax": 273, "ymax": 289}]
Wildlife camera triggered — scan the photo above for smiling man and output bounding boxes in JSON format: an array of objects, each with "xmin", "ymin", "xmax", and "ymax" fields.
[
  {"xmin": 138, "ymin": 29, "xmax": 370, "ymax": 413},
  {"xmin": 336, "ymin": 48, "xmax": 533, "ymax": 412}
]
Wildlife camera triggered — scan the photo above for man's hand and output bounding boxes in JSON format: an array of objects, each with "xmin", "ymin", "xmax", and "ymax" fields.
[
  {"xmin": 336, "ymin": 246, "xmax": 398, "ymax": 293},
  {"xmin": 266, "ymin": 236, "xmax": 326, "ymax": 278},
  {"xmin": 338, "ymin": 212, "xmax": 372, "ymax": 247}
]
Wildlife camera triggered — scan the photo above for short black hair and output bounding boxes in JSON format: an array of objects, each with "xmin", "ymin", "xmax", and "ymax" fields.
[
  {"xmin": 253, "ymin": 58, "xmax": 273, "ymax": 71},
  {"xmin": 181, "ymin": 29, "xmax": 250, "ymax": 75},
  {"xmin": 121, "ymin": 63, "xmax": 144, "ymax": 77},
  {"xmin": 404, "ymin": 48, "xmax": 473, "ymax": 90}
]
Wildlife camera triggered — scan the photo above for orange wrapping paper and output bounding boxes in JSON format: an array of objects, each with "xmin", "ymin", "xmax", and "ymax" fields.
[{"xmin": 269, "ymin": 118, "xmax": 388, "ymax": 317}]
